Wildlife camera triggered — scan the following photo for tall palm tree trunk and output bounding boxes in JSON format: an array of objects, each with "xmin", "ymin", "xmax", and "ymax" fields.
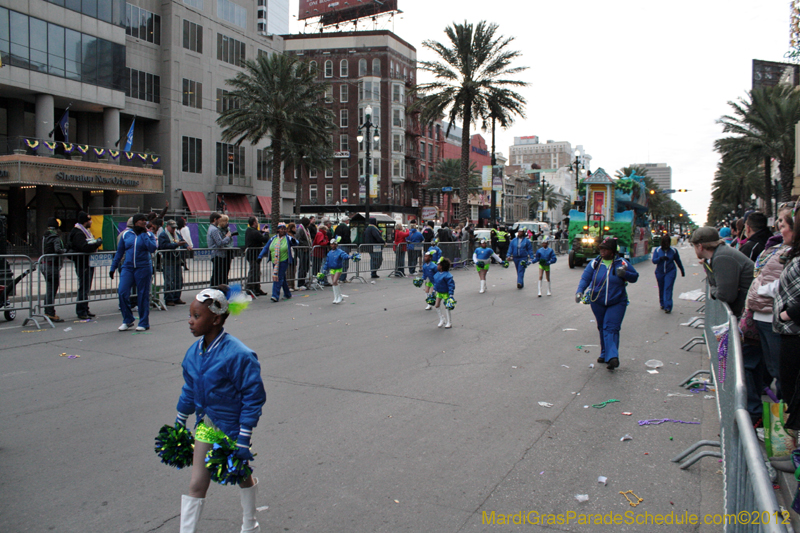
[
  {"xmin": 779, "ymin": 159, "xmax": 795, "ymax": 202},
  {"xmin": 764, "ymin": 156, "xmax": 772, "ymax": 217},
  {"xmin": 271, "ymin": 130, "xmax": 283, "ymax": 232},
  {"xmin": 459, "ymin": 103, "xmax": 472, "ymax": 223}
]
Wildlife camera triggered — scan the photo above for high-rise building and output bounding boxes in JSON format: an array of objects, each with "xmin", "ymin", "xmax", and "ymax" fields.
[
  {"xmin": 633, "ymin": 162, "xmax": 672, "ymax": 193},
  {"xmin": 283, "ymin": 30, "xmax": 422, "ymax": 219},
  {"xmin": 0, "ymin": 0, "xmax": 289, "ymax": 243}
]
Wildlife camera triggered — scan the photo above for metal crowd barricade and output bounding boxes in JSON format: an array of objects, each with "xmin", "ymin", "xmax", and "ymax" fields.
[
  {"xmin": 672, "ymin": 282, "xmax": 787, "ymax": 533},
  {"xmin": 154, "ymin": 247, "xmax": 246, "ymax": 305},
  {"xmin": 0, "ymin": 255, "xmax": 38, "ymax": 327}
]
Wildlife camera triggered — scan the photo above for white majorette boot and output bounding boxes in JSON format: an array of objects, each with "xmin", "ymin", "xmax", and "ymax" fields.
[
  {"xmin": 436, "ymin": 307, "xmax": 445, "ymax": 328},
  {"xmin": 444, "ymin": 309, "xmax": 452, "ymax": 329},
  {"xmin": 239, "ymin": 478, "xmax": 261, "ymax": 533},
  {"xmin": 180, "ymin": 495, "xmax": 205, "ymax": 533},
  {"xmin": 479, "ymin": 280, "xmax": 485, "ymax": 293},
  {"xmin": 537, "ymin": 280, "xmax": 542, "ymax": 297},
  {"xmin": 332, "ymin": 285, "xmax": 340, "ymax": 304},
  {"xmin": 425, "ymin": 295, "xmax": 432, "ymax": 310},
  {"xmin": 547, "ymin": 281, "xmax": 552, "ymax": 296}
]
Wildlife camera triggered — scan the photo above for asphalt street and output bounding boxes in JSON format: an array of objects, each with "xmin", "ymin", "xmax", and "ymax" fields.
[{"xmin": 0, "ymin": 247, "xmax": 724, "ymax": 532}]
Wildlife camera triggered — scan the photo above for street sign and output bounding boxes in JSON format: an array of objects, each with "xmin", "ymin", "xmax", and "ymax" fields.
[
  {"xmin": 333, "ymin": 151, "xmax": 350, "ymax": 158},
  {"xmin": 442, "ymin": 186, "xmax": 453, "ymax": 192},
  {"xmin": 421, "ymin": 206, "xmax": 438, "ymax": 219}
]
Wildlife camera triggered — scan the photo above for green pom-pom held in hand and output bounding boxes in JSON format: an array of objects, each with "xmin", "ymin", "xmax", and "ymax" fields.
[{"xmin": 154, "ymin": 423, "xmax": 195, "ymax": 469}]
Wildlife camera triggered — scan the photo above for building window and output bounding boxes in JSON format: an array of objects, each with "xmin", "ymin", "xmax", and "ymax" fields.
[
  {"xmin": 257, "ymin": 149, "xmax": 271, "ymax": 181},
  {"xmin": 429, "ymin": 143, "xmax": 433, "ymax": 162},
  {"xmin": 420, "ymin": 164, "xmax": 426, "ymax": 180},
  {"xmin": 340, "ymin": 134, "xmax": 349, "ymax": 151},
  {"xmin": 45, "ymin": 0, "xmax": 125, "ymax": 26},
  {"xmin": 217, "ymin": 33, "xmax": 245, "ymax": 66},
  {"xmin": 309, "ymin": 184, "xmax": 318, "ymax": 203},
  {"xmin": 340, "ymin": 109, "xmax": 348, "ymax": 128},
  {"xmin": 216, "ymin": 88, "xmax": 240, "ymax": 113},
  {"xmin": 325, "ymin": 184, "xmax": 333, "ymax": 204},
  {"xmin": 372, "ymin": 58, "xmax": 380, "ymax": 76},
  {"xmin": 309, "ymin": 60, "xmax": 317, "ymax": 75},
  {"xmin": 182, "ymin": 79, "xmax": 203, "ymax": 109},
  {"xmin": 324, "ymin": 60, "xmax": 333, "ymax": 78},
  {"xmin": 126, "ymin": 5, "xmax": 160, "ymax": 44},
  {"xmin": 420, "ymin": 141, "xmax": 426, "ymax": 160},
  {"xmin": 325, "ymin": 167, "xmax": 334, "ymax": 179},
  {"xmin": 340, "ymin": 84, "xmax": 348, "ymax": 103},
  {"xmin": 392, "ymin": 84, "xmax": 404, "ymax": 104},
  {"xmin": 339, "ymin": 59, "xmax": 348, "ymax": 77},
  {"xmin": 340, "ymin": 183, "xmax": 348, "ymax": 202},
  {"xmin": 392, "ymin": 109, "xmax": 404, "ymax": 128},
  {"xmin": 182, "ymin": 136, "xmax": 202, "ymax": 173},
  {"xmin": 393, "ymin": 134, "xmax": 403, "ymax": 153},
  {"xmin": 358, "ymin": 58, "xmax": 367, "ymax": 77},
  {"xmin": 392, "ymin": 159, "xmax": 404, "ymax": 178},
  {"xmin": 340, "ymin": 159, "xmax": 349, "ymax": 178},
  {"xmin": 217, "ymin": 0, "xmax": 246, "ymax": 29},
  {"xmin": 324, "ymin": 85, "xmax": 333, "ymax": 103},
  {"xmin": 358, "ymin": 80, "xmax": 380, "ymax": 101},
  {"xmin": 184, "ymin": 0, "xmax": 203, "ymax": 8},
  {"xmin": 183, "ymin": 20, "xmax": 203, "ymax": 53},
  {"xmin": 216, "ymin": 142, "xmax": 246, "ymax": 178},
  {"xmin": 126, "ymin": 68, "xmax": 161, "ymax": 103}
]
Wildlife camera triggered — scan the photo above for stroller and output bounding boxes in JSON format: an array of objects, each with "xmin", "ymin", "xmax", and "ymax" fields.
[{"xmin": 0, "ymin": 262, "xmax": 36, "ymax": 321}]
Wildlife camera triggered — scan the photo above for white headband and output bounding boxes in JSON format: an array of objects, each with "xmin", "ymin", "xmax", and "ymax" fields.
[{"xmin": 196, "ymin": 289, "xmax": 228, "ymax": 315}]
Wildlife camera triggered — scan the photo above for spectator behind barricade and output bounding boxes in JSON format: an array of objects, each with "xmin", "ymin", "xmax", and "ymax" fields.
[
  {"xmin": 452, "ymin": 224, "xmax": 463, "ymax": 241},
  {"xmin": 422, "ymin": 220, "xmax": 435, "ymax": 243},
  {"xmin": 394, "ymin": 223, "xmax": 409, "ymax": 276},
  {"xmin": 159, "ymin": 220, "xmax": 191, "ymax": 306},
  {"xmin": 68, "ymin": 211, "xmax": 102, "ymax": 320},
  {"xmin": 208, "ymin": 212, "xmax": 232, "ymax": 287},
  {"xmin": 735, "ymin": 218, "xmax": 747, "ymax": 249},
  {"xmin": 258, "ymin": 222, "xmax": 297, "ymax": 302},
  {"xmin": 364, "ymin": 217, "xmax": 385, "ymax": 278},
  {"xmin": 41, "ymin": 217, "xmax": 66, "ymax": 322},
  {"xmin": 110, "ymin": 213, "xmax": 158, "ymax": 331},
  {"xmin": 334, "ymin": 216, "xmax": 351, "ymax": 283},
  {"xmin": 147, "ymin": 200, "xmax": 169, "ymax": 224},
  {"xmin": 308, "ymin": 215, "xmax": 318, "ymax": 239},
  {"xmin": 740, "ymin": 212, "xmax": 771, "ymax": 261},
  {"xmin": 312, "ymin": 225, "xmax": 331, "ymax": 284},
  {"xmin": 773, "ymin": 209, "xmax": 800, "ymax": 429},
  {"xmin": 295, "ymin": 217, "xmax": 312, "ymax": 289},
  {"xmin": 719, "ymin": 226, "xmax": 732, "ymax": 245},
  {"xmin": 746, "ymin": 207, "xmax": 793, "ymax": 400},
  {"xmin": 691, "ymin": 226, "xmax": 761, "ymax": 424},
  {"xmin": 177, "ymin": 217, "xmax": 193, "ymax": 271},
  {"xmin": 286, "ymin": 222, "xmax": 298, "ymax": 290},
  {"xmin": 245, "ymin": 216, "xmax": 269, "ymax": 297},
  {"xmin": 407, "ymin": 223, "xmax": 424, "ymax": 275}
]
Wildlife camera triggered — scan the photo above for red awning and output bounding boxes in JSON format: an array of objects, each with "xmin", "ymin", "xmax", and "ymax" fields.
[
  {"xmin": 182, "ymin": 191, "xmax": 211, "ymax": 216},
  {"xmin": 257, "ymin": 196, "xmax": 272, "ymax": 215},
  {"xmin": 223, "ymin": 195, "xmax": 253, "ymax": 217}
]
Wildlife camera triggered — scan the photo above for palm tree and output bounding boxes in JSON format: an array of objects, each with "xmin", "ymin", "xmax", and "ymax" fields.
[
  {"xmin": 708, "ymin": 155, "xmax": 764, "ymax": 221},
  {"xmin": 528, "ymin": 183, "xmax": 558, "ymax": 219},
  {"xmin": 416, "ymin": 21, "xmax": 528, "ymax": 222},
  {"xmin": 425, "ymin": 158, "xmax": 480, "ymax": 190},
  {"xmin": 716, "ymin": 84, "xmax": 800, "ymax": 205},
  {"xmin": 217, "ymin": 53, "xmax": 335, "ymax": 230}
]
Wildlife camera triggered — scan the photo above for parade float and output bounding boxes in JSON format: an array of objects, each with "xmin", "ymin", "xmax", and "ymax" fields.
[{"xmin": 567, "ymin": 168, "xmax": 652, "ymax": 268}]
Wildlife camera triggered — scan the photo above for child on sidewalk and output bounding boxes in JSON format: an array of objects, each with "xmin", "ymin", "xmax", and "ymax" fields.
[
  {"xmin": 421, "ymin": 250, "xmax": 438, "ymax": 310},
  {"xmin": 433, "ymin": 258, "xmax": 455, "ymax": 329},
  {"xmin": 321, "ymin": 237, "xmax": 352, "ymax": 304},
  {"xmin": 472, "ymin": 238, "xmax": 503, "ymax": 293},
  {"xmin": 534, "ymin": 237, "xmax": 558, "ymax": 297},
  {"xmin": 175, "ymin": 287, "xmax": 267, "ymax": 533}
]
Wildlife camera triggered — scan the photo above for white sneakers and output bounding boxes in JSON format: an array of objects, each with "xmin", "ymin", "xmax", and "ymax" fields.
[
  {"xmin": 479, "ymin": 280, "xmax": 486, "ymax": 293},
  {"xmin": 135, "ymin": 326, "xmax": 148, "ymax": 332},
  {"xmin": 118, "ymin": 322, "xmax": 134, "ymax": 331}
]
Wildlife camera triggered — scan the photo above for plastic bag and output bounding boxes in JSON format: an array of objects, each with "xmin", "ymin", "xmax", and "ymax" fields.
[{"xmin": 764, "ymin": 401, "xmax": 794, "ymax": 459}]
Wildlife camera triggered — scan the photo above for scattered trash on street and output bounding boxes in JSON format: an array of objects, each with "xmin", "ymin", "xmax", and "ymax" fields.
[
  {"xmin": 538, "ymin": 402, "xmax": 553, "ymax": 408},
  {"xmin": 645, "ymin": 359, "xmax": 663, "ymax": 368},
  {"xmin": 620, "ymin": 434, "xmax": 633, "ymax": 441},
  {"xmin": 598, "ymin": 476, "xmax": 608, "ymax": 486},
  {"xmin": 575, "ymin": 494, "xmax": 589, "ymax": 503}
]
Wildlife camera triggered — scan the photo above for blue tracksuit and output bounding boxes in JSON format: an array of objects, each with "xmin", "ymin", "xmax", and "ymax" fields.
[
  {"xmin": 508, "ymin": 237, "xmax": 533, "ymax": 286},
  {"xmin": 534, "ymin": 246, "xmax": 557, "ymax": 267},
  {"xmin": 576, "ymin": 256, "xmax": 640, "ymax": 363},
  {"xmin": 652, "ymin": 246, "xmax": 685, "ymax": 312},
  {"xmin": 421, "ymin": 261, "xmax": 437, "ymax": 284},
  {"xmin": 322, "ymin": 248, "xmax": 350, "ymax": 271},
  {"xmin": 111, "ymin": 229, "xmax": 157, "ymax": 328},
  {"xmin": 433, "ymin": 271, "xmax": 455, "ymax": 297}
]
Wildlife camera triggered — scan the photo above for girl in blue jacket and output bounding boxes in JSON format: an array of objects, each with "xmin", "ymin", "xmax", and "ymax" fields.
[
  {"xmin": 651, "ymin": 234, "xmax": 685, "ymax": 313},
  {"xmin": 110, "ymin": 213, "xmax": 158, "ymax": 331},
  {"xmin": 425, "ymin": 240, "xmax": 443, "ymax": 264},
  {"xmin": 176, "ymin": 287, "xmax": 267, "ymax": 533},
  {"xmin": 473, "ymin": 239, "xmax": 503, "ymax": 293},
  {"xmin": 421, "ymin": 250, "xmax": 438, "ymax": 310},
  {"xmin": 322, "ymin": 237, "xmax": 352, "ymax": 304},
  {"xmin": 575, "ymin": 238, "xmax": 639, "ymax": 370},
  {"xmin": 534, "ymin": 237, "xmax": 557, "ymax": 297},
  {"xmin": 433, "ymin": 258, "xmax": 456, "ymax": 328}
]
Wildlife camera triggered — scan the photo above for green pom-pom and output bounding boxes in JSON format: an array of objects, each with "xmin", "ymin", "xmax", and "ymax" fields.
[
  {"xmin": 502, "ymin": 261, "xmax": 509, "ymax": 269},
  {"xmin": 412, "ymin": 278, "xmax": 423, "ymax": 287},
  {"xmin": 444, "ymin": 297, "xmax": 457, "ymax": 310},
  {"xmin": 154, "ymin": 424, "xmax": 195, "ymax": 469},
  {"xmin": 204, "ymin": 438, "xmax": 253, "ymax": 485},
  {"xmin": 425, "ymin": 294, "xmax": 436, "ymax": 306}
]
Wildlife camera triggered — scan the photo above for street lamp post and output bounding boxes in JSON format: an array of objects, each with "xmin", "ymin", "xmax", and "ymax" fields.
[
  {"xmin": 572, "ymin": 149, "xmax": 582, "ymax": 209},
  {"xmin": 357, "ymin": 105, "xmax": 380, "ymax": 225}
]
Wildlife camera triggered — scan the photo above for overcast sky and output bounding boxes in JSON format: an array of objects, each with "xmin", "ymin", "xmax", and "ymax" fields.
[{"xmin": 289, "ymin": 0, "xmax": 792, "ymax": 225}]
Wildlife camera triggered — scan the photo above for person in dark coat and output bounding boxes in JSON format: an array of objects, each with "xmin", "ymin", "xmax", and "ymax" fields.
[
  {"xmin": 422, "ymin": 220, "xmax": 435, "ymax": 243},
  {"xmin": 244, "ymin": 217, "xmax": 269, "ymax": 296},
  {"xmin": 363, "ymin": 217, "xmax": 385, "ymax": 278},
  {"xmin": 295, "ymin": 217, "xmax": 312, "ymax": 289},
  {"xmin": 41, "ymin": 217, "xmax": 66, "ymax": 322},
  {"xmin": 158, "ymin": 220, "xmax": 191, "ymax": 306},
  {"xmin": 739, "ymin": 212, "xmax": 772, "ymax": 261},
  {"xmin": 68, "ymin": 211, "xmax": 102, "ymax": 319}
]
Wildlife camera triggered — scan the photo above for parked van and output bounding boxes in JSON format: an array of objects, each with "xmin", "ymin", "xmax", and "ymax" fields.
[{"xmin": 509, "ymin": 221, "xmax": 550, "ymax": 237}]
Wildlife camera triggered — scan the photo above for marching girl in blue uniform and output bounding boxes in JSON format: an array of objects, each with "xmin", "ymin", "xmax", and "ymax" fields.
[
  {"xmin": 433, "ymin": 258, "xmax": 456, "ymax": 328},
  {"xmin": 421, "ymin": 250, "xmax": 438, "ymax": 310},
  {"xmin": 425, "ymin": 239, "xmax": 443, "ymax": 264},
  {"xmin": 175, "ymin": 287, "xmax": 267, "ymax": 533},
  {"xmin": 321, "ymin": 237, "xmax": 352, "ymax": 304},
  {"xmin": 473, "ymin": 238, "xmax": 503, "ymax": 293},
  {"xmin": 575, "ymin": 238, "xmax": 639, "ymax": 370},
  {"xmin": 507, "ymin": 229, "xmax": 533, "ymax": 289},
  {"xmin": 651, "ymin": 234, "xmax": 685, "ymax": 313},
  {"xmin": 534, "ymin": 237, "xmax": 557, "ymax": 297}
]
